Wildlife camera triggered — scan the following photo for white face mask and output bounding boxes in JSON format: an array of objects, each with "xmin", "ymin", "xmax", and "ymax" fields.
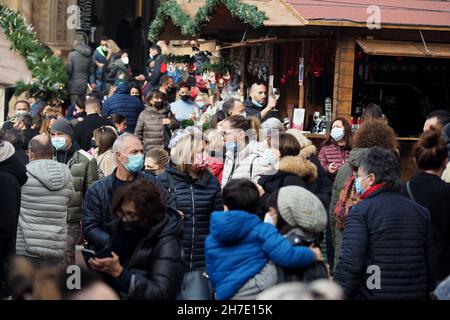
[
  {"xmin": 121, "ymin": 57, "xmax": 129, "ymax": 65},
  {"xmin": 264, "ymin": 213, "xmax": 275, "ymax": 225},
  {"xmin": 331, "ymin": 127, "xmax": 345, "ymax": 142}
]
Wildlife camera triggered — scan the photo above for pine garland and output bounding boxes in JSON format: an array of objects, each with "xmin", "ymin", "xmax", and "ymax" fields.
[
  {"xmin": 0, "ymin": 5, "xmax": 68, "ymax": 102},
  {"xmin": 149, "ymin": 0, "xmax": 267, "ymax": 42}
]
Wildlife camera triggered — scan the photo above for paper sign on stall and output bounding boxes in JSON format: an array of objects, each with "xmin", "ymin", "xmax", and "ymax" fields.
[{"xmin": 293, "ymin": 108, "xmax": 305, "ymax": 130}]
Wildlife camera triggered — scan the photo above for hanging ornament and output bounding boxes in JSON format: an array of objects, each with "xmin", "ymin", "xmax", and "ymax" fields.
[
  {"xmin": 288, "ymin": 67, "xmax": 295, "ymax": 78},
  {"xmin": 357, "ymin": 50, "xmax": 364, "ymax": 60},
  {"xmin": 280, "ymin": 75, "xmax": 287, "ymax": 85}
]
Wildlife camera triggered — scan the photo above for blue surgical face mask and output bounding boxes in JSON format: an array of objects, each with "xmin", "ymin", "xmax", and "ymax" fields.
[
  {"xmin": 355, "ymin": 176, "xmax": 368, "ymax": 195},
  {"xmin": 331, "ymin": 127, "xmax": 345, "ymax": 142},
  {"xmin": 51, "ymin": 137, "xmax": 67, "ymax": 151},
  {"xmin": 225, "ymin": 141, "xmax": 237, "ymax": 151},
  {"xmin": 264, "ymin": 213, "xmax": 275, "ymax": 225},
  {"xmin": 16, "ymin": 110, "xmax": 28, "ymax": 117},
  {"xmin": 253, "ymin": 100, "xmax": 264, "ymax": 109},
  {"xmin": 196, "ymin": 102, "xmax": 206, "ymax": 109},
  {"xmin": 124, "ymin": 154, "xmax": 145, "ymax": 173}
]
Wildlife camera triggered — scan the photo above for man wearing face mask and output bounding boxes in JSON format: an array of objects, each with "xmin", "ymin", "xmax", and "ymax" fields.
[
  {"xmin": 244, "ymin": 83, "xmax": 279, "ymax": 122},
  {"xmin": 50, "ymin": 118, "xmax": 99, "ymax": 266},
  {"xmin": 137, "ymin": 45, "xmax": 166, "ymax": 95},
  {"xmin": 135, "ymin": 90, "xmax": 179, "ymax": 153},
  {"xmin": 170, "ymin": 83, "xmax": 196, "ymax": 122},
  {"xmin": 1, "ymin": 100, "xmax": 31, "ymax": 134},
  {"xmin": 83, "ymin": 133, "xmax": 177, "ymax": 257},
  {"xmin": 91, "ymin": 36, "xmax": 109, "ymax": 95}
]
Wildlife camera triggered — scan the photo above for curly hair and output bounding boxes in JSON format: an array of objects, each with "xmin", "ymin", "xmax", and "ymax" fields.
[
  {"xmin": 352, "ymin": 119, "xmax": 398, "ymax": 151},
  {"xmin": 359, "ymin": 147, "xmax": 401, "ymax": 191},
  {"xmin": 112, "ymin": 179, "xmax": 166, "ymax": 226}
]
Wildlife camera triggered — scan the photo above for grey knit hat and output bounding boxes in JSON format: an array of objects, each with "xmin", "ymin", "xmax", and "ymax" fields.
[
  {"xmin": 0, "ymin": 140, "xmax": 15, "ymax": 163},
  {"xmin": 50, "ymin": 118, "xmax": 74, "ymax": 138},
  {"xmin": 277, "ymin": 186, "xmax": 327, "ymax": 234}
]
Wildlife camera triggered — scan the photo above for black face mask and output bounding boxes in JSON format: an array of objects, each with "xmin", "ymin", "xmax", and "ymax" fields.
[
  {"xmin": 154, "ymin": 102, "xmax": 164, "ymax": 110},
  {"xmin": 121, "ymin": 220, "xmax": 148, "ymax": 232},
  {"xmin": 180, "ymin": 95, "xmax": 190, "ymax": 102},
  {"xmin": 145, "ymin": 169, "xmax": 157, "ymax": 176}
]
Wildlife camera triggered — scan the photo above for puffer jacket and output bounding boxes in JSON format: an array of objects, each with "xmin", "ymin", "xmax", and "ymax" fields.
[
  {"xmin": 83, "ymin": 170, "xmax": 177, "ymax": 253},
  {"xmin": 68, "ymin": 45, "xmax": 93, "ymax": 95},
  {"xmin": 334, "ymin": 188, "xmax": 437, "ymax": 300},
  {"xmin": 205, "ymin": 210, "xmax": 315, "ymax": 300},
  {"xmin": 158, "ymin": 164, "xmax": 223, "ymax": 272},
  {"xmin": 102, "ymin": 83, "xmax": 144, "ymax": 133},
  {"xmin": 135, "ymin": 103, "xmax": 179, "ymax": 153},
  {"xmin": 329, "ymin": 148, "xmax": 368, "ymax": 266},
  {"xmin": 318, "ymin": 142, "xmax": 351, "ymax": 179},
  {"xmin": 16, "ymin": 160, "xmax": 74, "ymax": 259},
  {"xmin": 222, "ymin": 140, "xmax": 273, "ymax": 185},
  {"xmin": 54, "ymin": 143, "xmax": 99, "ymax": 223},
  {"xmin": 106, "ymin": 211, "xmax": 184, "ymax": 300},
  {"xmin": 258, "ymin": 155, "xmax": 317, "ymax": 213}
]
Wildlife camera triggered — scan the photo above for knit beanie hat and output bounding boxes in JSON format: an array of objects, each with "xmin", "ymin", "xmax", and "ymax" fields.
[
  {"xmin": 277, "ymin": 186, "xmax": 327, "ymax": 234},
  {"xmin": 0, "ymin": 140, "xmax": 15, "ymax": 163},
  {"xmin": 50, "ymin": 118, "xmax": 74, "ymax": 138}
]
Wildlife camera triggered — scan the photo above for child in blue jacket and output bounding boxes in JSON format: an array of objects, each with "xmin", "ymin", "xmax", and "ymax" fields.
[{"xmin": 206, "ymin": 179, "xmax": 323, "ymax": 300}]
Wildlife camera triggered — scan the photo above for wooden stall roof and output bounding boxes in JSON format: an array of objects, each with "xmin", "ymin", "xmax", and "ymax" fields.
[
  {"xmin": 285, "ymin": 0, "xmax": 450, "ymax": 30},
  {"xmin": 178, "ymin": 0, "xmax": 304, "ymax": 27},
  {"xmin": 0, "ymin": 29, "xmax": 32, "ymax": 87},
  {"xmin": 356, "ymin": 39, "xmax": 450, "ymax": 58}
]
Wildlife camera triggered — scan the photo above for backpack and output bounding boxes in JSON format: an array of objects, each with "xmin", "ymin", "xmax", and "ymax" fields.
[{"xmin": 333, "ymin": 173, "xmax": 361, "ymax": 230}]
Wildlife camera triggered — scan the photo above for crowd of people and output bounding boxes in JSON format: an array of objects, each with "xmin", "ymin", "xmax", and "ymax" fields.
[{"xmin": 0, "ymin": 37, "xmax": 449, "ymax": 301}]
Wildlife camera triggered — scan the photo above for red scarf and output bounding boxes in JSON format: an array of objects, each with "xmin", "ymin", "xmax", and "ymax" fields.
[{"xmin": 360, "ymin": 183, "xmax": 384, "ymax": 200}]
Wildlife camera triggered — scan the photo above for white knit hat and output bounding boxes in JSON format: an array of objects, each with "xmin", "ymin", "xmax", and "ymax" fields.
[
  {"xmin": 0, "ymin": 140, "xmax": 15, "ymax": 163},
  {"xmin": 277, "ymin": 186, "xmax": 327, "ymax": 234}
]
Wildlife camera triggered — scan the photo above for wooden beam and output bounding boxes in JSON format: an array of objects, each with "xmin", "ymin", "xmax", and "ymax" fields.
[{"xmin": 305, "ymin": 20, "xmax": 450, "ymax": 32}]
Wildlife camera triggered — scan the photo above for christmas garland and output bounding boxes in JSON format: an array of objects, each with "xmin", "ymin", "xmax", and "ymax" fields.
[
  {"xmin": 0, "ymin": 5, "xmax": 68, "ymax": 102},
  {"xmin": 149, "ymin": 0, "xmax": 267, "ymax": 42}
]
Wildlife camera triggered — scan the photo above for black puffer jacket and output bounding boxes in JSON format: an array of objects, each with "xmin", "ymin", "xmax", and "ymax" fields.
[
  {"xmin": 258, "ymin": 155, "xmax": 317, "ymax": 214},
  {"xmin": 107, "ymin": 211, "xmax": 184, "ymax": 300},
  {"xmin": 334, "ymin": 188, "xmax": 437, "ymax": 300},
  {"xmin": 158, "ymin": 164, "xmax": 223, "ymax": 272}
]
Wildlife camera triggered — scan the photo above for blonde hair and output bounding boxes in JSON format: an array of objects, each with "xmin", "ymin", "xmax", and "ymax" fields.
[
  {"xmin": 106, "ymin": 40, "xmax": 121, "ymax": 60},
  {"xmin": 40, "ymin": 106, "xmax": 63, "ymax": 136},
  {"xmin": 170, "ymin": 127, "xmax": 204, "ymax": 173}
]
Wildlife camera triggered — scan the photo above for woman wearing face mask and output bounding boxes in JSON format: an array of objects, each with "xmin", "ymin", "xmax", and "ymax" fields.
[
  {"xmin": 158, "ymin": 127, "xmax": 224, "ymax": 299},
  {"xmin": 144, "ymin": 148, "xmax": 170, "ymax": 176},
  {"xmin": 106, "ymin": 51, "xmax": 131, "ymax": 83},
  {"xmin": 113, "ymin": 113, "xmax": 127, "ymax": 135},
  {"xmin": 88, "ymin": 179, "xmax": 184, "ymax": 300},
  {"xmin": 135, "ymin": 90, "xmax": 179, "ymax": 154},
  {"xmin": 318, "ymin": 118, "xmax": 352, "ymax": 180},
  {"xmin": 193, "ymin": 93, "xmax": 210, "ymax": 128},
  {"xmin": 221, "ymin": 115, "xmax": 273, "ymax": 185}
]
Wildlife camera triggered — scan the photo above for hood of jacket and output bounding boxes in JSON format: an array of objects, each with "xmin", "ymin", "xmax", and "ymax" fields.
[
  {"xmin": 74, "ymin": 45, "xmax": 92, "ymax": 57},
  {"xmin": 238, "ymin": 140, "xmax": 269, "ymax": 160},
  {"xmin": 209, "ymin": 210, "xmax": 260, "ymax": 245},
  {"xmin": 26, "ymin": 159, "xmax": 72, "ymax": 191},
  {"xmin": 0, "ymin": 152, "xmax": 28, "ymax": 186},
  {"xmin": 116, "ymin": 83, "xmax": 131, "ymax": 94},
  {"xmin": 347, "ymin": 148, "xmax": 368, "ymax": 168},
  {"xmin": 279, "ymin": 155, "xmax": 317, "ymax": 184},
  {"xmin": 300, "ymin": 144, "xmax": 317, "ymax": 160}
]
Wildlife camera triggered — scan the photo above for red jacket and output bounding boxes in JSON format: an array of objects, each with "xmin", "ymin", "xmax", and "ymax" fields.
[
  {"xmin": 208, "ymin": 156, "xmax": 224, "ymax": 185},
  {"xmin": 318, "ymin": 143, "xmax": 350, "ymax": 177}
]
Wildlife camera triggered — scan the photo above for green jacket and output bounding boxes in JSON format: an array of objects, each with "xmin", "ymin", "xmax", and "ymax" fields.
[
  {"xmin": 64, "ymin": 149, "xmax": 99, "ymax": 222},
  {"xmin": 329, "ymin": 148, "xmax": 368, "ymax": 267}
]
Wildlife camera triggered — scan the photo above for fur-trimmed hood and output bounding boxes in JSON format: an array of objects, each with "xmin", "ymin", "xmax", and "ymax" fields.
[
  {"xmin": 279, "ymin": 155, "xmax": 317, "ymax": 184},
  {"xmin": 300, "ymin": 145, "xmax": 317, "ymax": 160}
]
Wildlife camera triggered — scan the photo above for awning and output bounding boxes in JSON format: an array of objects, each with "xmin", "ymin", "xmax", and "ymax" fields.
[
  {"xmin": 178, "ymin": 0, "xmax": 303, "ymax": 27},
  {"xmin": 356, "ymin": 39, "xmax": 450, "ymax": 59}
]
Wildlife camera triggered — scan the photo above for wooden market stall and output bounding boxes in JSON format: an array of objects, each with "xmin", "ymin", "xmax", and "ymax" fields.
[{"xmin": 152, "ymin": 0, "xmax": 450, "ymax": 180}]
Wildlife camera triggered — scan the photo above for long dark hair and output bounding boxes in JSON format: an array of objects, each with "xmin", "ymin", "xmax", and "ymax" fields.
[{"xmin": 321, "ymin": 117, "xmax": 352, "ymax": 149}]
